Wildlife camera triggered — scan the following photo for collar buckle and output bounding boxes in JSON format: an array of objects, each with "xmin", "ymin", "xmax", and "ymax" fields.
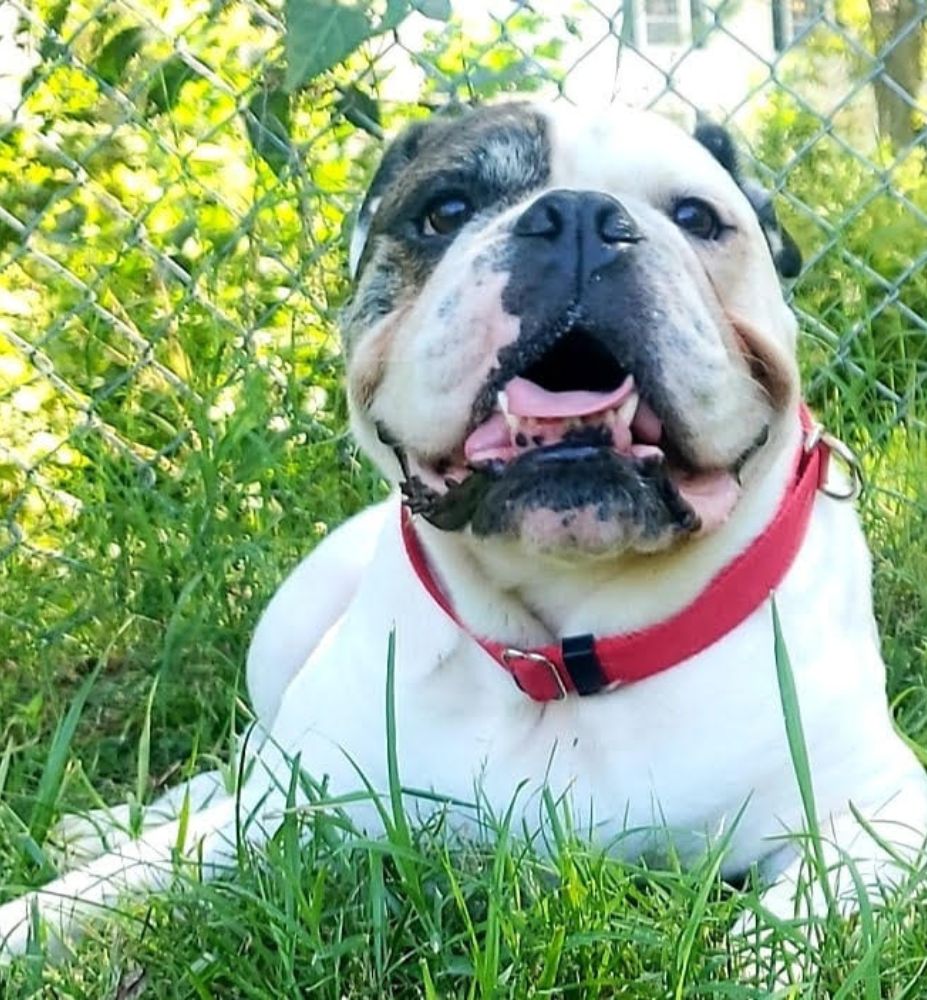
[
  {"xmin": 501, "ymin": 648, "xmax": 568, "ymax": 700},
  {"xmin": 804, "ymin": 423, "xmax": 864, "ymax": 502}
]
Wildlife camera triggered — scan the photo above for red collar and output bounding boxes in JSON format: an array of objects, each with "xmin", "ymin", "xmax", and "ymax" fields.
[{"xmin": 401, "ymin": 405, "xmax": 839, "ymax": 702}]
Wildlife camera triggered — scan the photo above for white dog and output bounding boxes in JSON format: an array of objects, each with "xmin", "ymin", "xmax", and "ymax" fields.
[{"xmin": 2, "ymin": 101, "xmax": 926, "ymax": 963}]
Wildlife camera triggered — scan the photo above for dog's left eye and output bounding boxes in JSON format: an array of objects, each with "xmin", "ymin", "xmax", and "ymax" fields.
[
  {"xmin": 421, "ymin": 195, "xmax": 474, "ymax": 237},
  {"xmin": 672, "ymin": 198, "xmax": 725, "ymax": 240}
]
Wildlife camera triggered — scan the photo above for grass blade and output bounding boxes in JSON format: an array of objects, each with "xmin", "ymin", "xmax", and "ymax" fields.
[
  {"xmin": 28, "ymin": 660, "xmax": 103, "ymax": 846},
  {"xmin": 130, "ymin": 676, "xmax": 159, "ymax": 836},
  {"xmin": 384, "ymin": 627, "xmax": 410, "ymax": 849},
  {"xmin": 771, "ymin": 596, "xmax": 835, "ymax": 914}
]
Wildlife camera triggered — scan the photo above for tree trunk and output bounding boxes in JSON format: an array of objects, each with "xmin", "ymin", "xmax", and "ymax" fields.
[{"xmin": 867, "ymin": 0, "xmax": 926, "ymax": 149}]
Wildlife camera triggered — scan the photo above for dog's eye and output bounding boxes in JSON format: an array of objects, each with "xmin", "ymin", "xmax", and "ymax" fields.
[
  {"xmin": 422, "ymin": 195, "xmax": 474, "ymax": 237},
  {"xmin": 672, "ymin": 198, "xmax": 724, "ymax": 240}
]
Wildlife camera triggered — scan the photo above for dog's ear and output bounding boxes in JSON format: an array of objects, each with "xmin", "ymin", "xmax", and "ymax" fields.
[
  {"xmin": 348, "ymin": 120, "xmax": 432, "ymax": 280},
  {"xmin": 694, "ymin": 121, "xmax": 803, "ymax": 279},
  {"xmin": 693, "ymin": 121, "xmax": 741, "ymax": 179},
  {"xmin": 738, "ymin": 179, "xmax": 803, "ymax": 279}
]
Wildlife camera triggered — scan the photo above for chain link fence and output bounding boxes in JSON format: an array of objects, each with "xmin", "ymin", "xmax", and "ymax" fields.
[{"xmin": 1, "ymin": 1, "xmax": 925, "ymax": 720}]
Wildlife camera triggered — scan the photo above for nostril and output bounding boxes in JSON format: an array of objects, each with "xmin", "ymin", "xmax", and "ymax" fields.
[
  {"xmin": 597, "ymin": 205, "xmax": 642, "ymax": 245},
  {"xmin": 539, "ymin": 203, "xmax": 562, "ymax": 238},
  {"xmin": 515, "ymin": 199, "xmax": 563, "ymax": 239}
]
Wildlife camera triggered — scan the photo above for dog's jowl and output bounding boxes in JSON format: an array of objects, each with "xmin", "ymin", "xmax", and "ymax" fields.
[{"xmin": 3, "ymin": 101, "xmax": 926, "ymax": 962}]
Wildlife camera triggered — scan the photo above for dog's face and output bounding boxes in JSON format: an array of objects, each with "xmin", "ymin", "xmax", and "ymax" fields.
[{"xmin": 343, "ymin": 102, "xmax": 802, "ymax": 557}]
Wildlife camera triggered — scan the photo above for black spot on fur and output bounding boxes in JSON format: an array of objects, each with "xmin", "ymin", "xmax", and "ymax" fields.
[{"xmin": 693, "ymin": 122, "xmax": 741, "ymax": 179}]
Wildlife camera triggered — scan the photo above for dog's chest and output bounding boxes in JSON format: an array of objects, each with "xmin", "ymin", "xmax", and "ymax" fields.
[
  {"xmin": 270, "ymin": 497, "xmax": 887, "ymax": 869},
  {"xmin": 386, "ymin": 623, "xmax": 806, "ymax": 858}
]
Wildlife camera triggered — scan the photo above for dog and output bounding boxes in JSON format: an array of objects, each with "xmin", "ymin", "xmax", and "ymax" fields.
[{"xmin": 2, "ymin": 100, "xmax": 926, "ymax": 966}]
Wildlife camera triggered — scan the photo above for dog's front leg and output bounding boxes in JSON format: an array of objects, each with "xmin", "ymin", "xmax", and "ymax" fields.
[
  {"xmin": 246, "ymin": 500, "xmax": 390, "ymax": 726},
  {"xmin": 762, "ymin": 774, "xmax": 927, "ymax": 920},
  {"xmin": 732, "ymin": 775, "xmax": 927, "ymax": 987},
  {"xmin": 49, "ymin": 769, "xmax": 228, "ymax": 868}
]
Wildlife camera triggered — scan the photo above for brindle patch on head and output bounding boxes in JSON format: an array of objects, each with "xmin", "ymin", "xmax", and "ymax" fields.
[{"xmin": 342, "ymin": 103, "xmax": 551, "ymax": 349}]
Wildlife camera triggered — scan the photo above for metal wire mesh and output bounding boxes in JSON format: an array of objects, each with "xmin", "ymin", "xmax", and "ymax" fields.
[{"xmin": 1, "ymin": 0, "xmax": 925, "ymax": 668}]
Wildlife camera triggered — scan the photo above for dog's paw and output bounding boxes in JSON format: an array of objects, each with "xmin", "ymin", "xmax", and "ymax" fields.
[
  {"xmin": 49, "ymin": 770, "xmax": 227, "ymax": 869},
  {"xmin": 0, "ymin": 896, "xmax": 31, "ymax": 964},
  {"xmin": 0, "ymin": 893, "xmax": 78, "ymax": 967},
  {"xmin": 49, "ymin": 804, "xmax": 135, "ymax": 867},
  {"xmin": 728, "ymin": 907, "xmax": 817, "ymax": 996},
  {"xmin": 0, "ymin": 895, "xmax": 68, "ymax": 965}
]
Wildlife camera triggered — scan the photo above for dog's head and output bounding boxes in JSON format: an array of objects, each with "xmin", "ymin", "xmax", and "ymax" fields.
[{"xmin": 342, "ymin": 102, "xmax": 802, "ymax": 557}]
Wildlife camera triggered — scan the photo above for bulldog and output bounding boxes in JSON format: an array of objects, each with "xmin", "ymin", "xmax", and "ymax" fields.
[{"xmin": 2, "ymin": 101, "xmax": 926, "ymax": 967}]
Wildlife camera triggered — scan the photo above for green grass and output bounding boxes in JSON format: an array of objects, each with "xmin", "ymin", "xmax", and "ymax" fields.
[
  {"xmin": 3, "ymin": 61, "xmax": 927, "ymax": 1000},
  {"xmin": 0, "ymin": 420, "xmax": 926, "ymax": 1000},
  {"xmin": 1, "ymin": 321, "xmax": 926, "ymax": 1000}
]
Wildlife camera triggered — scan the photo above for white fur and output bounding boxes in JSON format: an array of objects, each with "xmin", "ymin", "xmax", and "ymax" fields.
[{"xmin": 3, "ymin": 103, "xmax": 925, "ymax": 964}]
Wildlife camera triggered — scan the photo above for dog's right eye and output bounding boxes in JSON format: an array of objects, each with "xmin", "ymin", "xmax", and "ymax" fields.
[
  {"xmin": 672, "ymin": 198, "xmax": 727, "ymax": 240},
  {"xmin": 421, "ymin": 195, "xmax": 474, "ymax": 237}
]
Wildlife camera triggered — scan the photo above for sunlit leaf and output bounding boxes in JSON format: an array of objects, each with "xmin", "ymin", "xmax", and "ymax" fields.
[
  {"xmin": 335, "ymin": 85, "xmax": 381, "ymax": 136},
  {"xmin": 381, "ymin": 0, "xmax": 412, "ymax": 30},
  {"xmin": 93, "ymin": 26, "xmax": 147, "ymax": 86},
  {"xmin": 284, "ymin": 0, "xmax": 374, "ymax": 92},
  {"xmin": 147, "ymin": 56, "xmax": 201, "ymax": 113},
  {"xmin": 413, "ymin": 0, "xmax": 451, "ymax": 20},
  {"xmin": 246, "ymin": 86, "xmax": 296, "ymax": 177}
]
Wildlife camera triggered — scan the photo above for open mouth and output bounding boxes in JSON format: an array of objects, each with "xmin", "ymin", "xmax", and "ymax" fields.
[
  {"xmin": 464, "ymin": 331, "xmax": 662, "ymax": 466},
  {"xmin": 398, "ymin": 328, "xmax": 756, "ymax": 536}
]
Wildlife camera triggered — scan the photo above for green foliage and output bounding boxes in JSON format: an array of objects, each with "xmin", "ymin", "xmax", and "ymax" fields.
[
  {"xmin": 0, "ymin": 0, "xmax": 570, "ymax": 813},
  {"xmin": 285, "ymin": 0, "xmax": 379, "ymax": 91},
  {"xmin": 415, "ymin": 9, "xmax": 567, "ymax": 101},
  {"xmin": 0, "ymin": 0, "xmax": 384, "ymax": 796},
  {"xmin": 753, "ymin": 93, "xmax": 927, "ymax": 425},
  {"xmin": 283, "ymin": 0, "xmax": 451, "ymax": 92}
]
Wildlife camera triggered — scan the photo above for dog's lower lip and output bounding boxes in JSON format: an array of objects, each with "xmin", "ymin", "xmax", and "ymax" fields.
[
  {"xmin": 413, "ymin": 411, "xmax": 765, "ymax": 536},
  {"xmin": 734, "ymin": 424, "xmax": 771, "ymax": 475},
  {"xmin": 505, "ymin": 441, "xmax": 617, "ymax": 464}
]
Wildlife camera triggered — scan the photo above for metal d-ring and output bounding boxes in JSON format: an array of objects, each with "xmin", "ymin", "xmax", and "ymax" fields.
[
  {"xmin": 805, "ymin": 425, "xmax": 865, "ymax": 502},
  {"xmin": 501, "ymin": 648, "xmax": 568, "ymax": 700}
]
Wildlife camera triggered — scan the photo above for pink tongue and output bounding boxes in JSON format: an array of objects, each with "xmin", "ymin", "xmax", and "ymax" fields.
[
  {"xmin": 464, "ymin": 412, "xmax": 511, "ymax": 462},
  {"xmin": 674, "ymin": 470, "xmax": 740, "ymax": 533},
  {"xmin": 505, "ymin": 375, "xmax": 634, "ymax": 418}
]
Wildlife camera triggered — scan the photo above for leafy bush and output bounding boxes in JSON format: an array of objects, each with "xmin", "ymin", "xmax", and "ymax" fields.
[
  {"xmin": 0, "ymin": 0, "xmax": 373, "ymax": 783},
  {"xmin": 752, "ymin": 94, "xmax": 927, "ymax": 432}
]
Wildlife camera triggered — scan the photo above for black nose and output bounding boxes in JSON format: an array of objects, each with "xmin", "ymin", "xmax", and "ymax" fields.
[{"xmin": 513, "ymin": 189, "xmax": 642, "ymax": 286}]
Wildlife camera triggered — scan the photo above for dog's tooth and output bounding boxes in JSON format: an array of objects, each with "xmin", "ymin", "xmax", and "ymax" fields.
[
  {"xmin": 617, "ymin": 391, "xmax": 639, "ymax": 426},
  {"xmin": 498, "ymin": 389, "xmax": 518, "ymax": 434},
  {"xmin": 611, "ymin": 420, "xmax": 633, "ymax": 453}
]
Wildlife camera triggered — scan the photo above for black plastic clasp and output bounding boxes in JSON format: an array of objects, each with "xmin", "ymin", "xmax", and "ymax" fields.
[{"xmin": 561, "ymin": 633, "xmax": 605, "ymax": 696}]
